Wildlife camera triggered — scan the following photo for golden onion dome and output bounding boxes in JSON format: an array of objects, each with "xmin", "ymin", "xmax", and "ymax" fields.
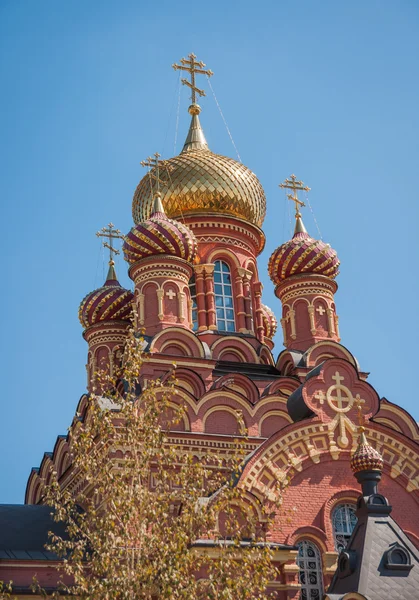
[{"xmin": 132, "ymin": 105, "xmax": 266, "ymax": 227}]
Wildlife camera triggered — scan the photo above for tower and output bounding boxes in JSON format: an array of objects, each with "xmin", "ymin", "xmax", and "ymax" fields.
[
  {"xmin": 268, "ymin": 175, "xmax": 340, "ymax": 353},
  {"xmin": 79, "ymin": 224, "xmax": 133, "ymax": 391}
]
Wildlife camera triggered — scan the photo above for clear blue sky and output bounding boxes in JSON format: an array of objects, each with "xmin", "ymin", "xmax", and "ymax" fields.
[{"xmin": 1, "ymin": 1, "xmax": 418, "ymax": 503}]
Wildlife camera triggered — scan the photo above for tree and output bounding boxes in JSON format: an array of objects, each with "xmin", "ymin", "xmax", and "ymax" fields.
[{"xmin": 6, "ymin": 331, "xmax": 286, "ymax": 599}]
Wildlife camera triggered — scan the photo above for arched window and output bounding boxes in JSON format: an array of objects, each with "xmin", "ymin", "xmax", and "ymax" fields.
[
  {"xmin": 296, "ymin": 540, "xmax": 323, "ymax": 600},
  {"xmin": 214, "ymin": 260, "xmax": 235, "ymax": 332},
  {"xmin": 332, "ymin": 503, "xmax": 357, "ymax": 552},
  {"xmin": 189, "ymin": 276, "xmax": 198, "ymax": 332}
]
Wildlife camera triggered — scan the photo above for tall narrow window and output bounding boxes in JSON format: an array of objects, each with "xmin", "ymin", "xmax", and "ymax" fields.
[
  {"xmin": 189, "ymin": 276, "xmax": 198, "ymax": 332},
  {"xmin": 214, "ymin": 260, "xmax": 235, "ymax": 332},
  {"xmin": 332, "ymin": 504, "xmax": 357, "ymax": 552},
  {"xmin": 296, "ymin": 540, "xmax": 323, "ymax": 600}
]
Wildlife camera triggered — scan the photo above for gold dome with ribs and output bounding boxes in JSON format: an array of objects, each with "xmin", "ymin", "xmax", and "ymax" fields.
[{"xmin": 132, "ymin": 107, "xmax": 266, "ymax": 227}]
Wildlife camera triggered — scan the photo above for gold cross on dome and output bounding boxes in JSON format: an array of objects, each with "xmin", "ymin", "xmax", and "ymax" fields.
[
  {"xmin": 172, "ymin": 53, "xmax": 213, "ymax": 104},
  {"xmin": 141, "ymin": 152, "xmax": 171, "ymax": 197},
  {"xmin": 279, "ymin": 174, "xmax": 311, "ymax": 217},
  {"xmin": 96, "ymin": 223, "xmax": 124, "ymax": 264}
]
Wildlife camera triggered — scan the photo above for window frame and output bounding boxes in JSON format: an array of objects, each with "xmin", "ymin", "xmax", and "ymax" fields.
[
  {"xmin": 296, "ymin": 539, "xmax": 324, "ymax": 600},
  {"xmin": 213, "ymin": 260, "xmax": 236, "ymax": 332},
  {"xmin": 189, "ymin": 276, "xmax": 198, "ymax": 332},
  {"xmin": 332, "ymin": 503, "xmax": 357, "ymax": 552}
]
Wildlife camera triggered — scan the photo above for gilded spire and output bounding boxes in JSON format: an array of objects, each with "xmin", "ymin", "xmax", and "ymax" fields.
[
  {"xmin": 105, "ymin": 260, "xmax": 118, "ymax": 284},
  {"xmin": 182, "ymin": 107, "xmax": 209, "ymax": 153},
  {"xmin": 172, "ymin": 53, "xmax": 212, "ymax": 153},
  {"xmin": 279, "ymin": 174, "xmax": 311, "ymax": 235}
]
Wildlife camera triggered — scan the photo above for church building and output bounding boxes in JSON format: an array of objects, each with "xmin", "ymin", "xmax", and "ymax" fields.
[{"xmin": 1, "ymin": 54, "xmax": 419, "ymax": 600}]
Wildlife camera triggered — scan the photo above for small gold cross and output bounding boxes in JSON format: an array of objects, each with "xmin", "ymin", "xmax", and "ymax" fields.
[
  {"xmin": 96, "ymin": 223, "xmax": 124, "ymax": 264},
  {"xmin": 172, "ymin": 53, "xmax": 213, "ymax": 104},
  {"xmin": 279, "ymin": 174, "xmax": 311, "ymax": 218}
]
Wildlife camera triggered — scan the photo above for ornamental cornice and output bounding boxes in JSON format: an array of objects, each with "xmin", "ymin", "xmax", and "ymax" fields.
[
  {"xmin": 133, "ymin": 268, "xmax": 191, "ymax": 286},
  {"xmin": 240, "ymin": 421, "xmax": 419, "ymax": 501},
  {"xmin": 83, "ymin": 322, "xmax": 131, "ymax": 344},
  {"xmin": 275, "ymin": 273, "xmax": 338, "ymax": 302},
  {"xmin": 279, "ymin": 284, "xmax": 335, "ymax": 304},
  {"xmin": 129, "ymin": 255, "xmax": 192, "ymax": 282},
  {"xmin": 185, "ymin": 216, "xmax": 265, "ymax": 254},
  {"xmin": 197, "ymin": 235, "xmax": 253, "ymax": 253}
]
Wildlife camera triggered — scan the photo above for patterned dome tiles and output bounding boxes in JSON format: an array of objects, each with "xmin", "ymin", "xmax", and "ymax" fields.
[
  {"xmin": 268, "ymin": 230, "xmax": 340, "ymax": 285},
  {"xmin": 123, "ymin": 212, "xmax": 197, "ymax": 265},
  {"xmin": 79, "ymin": 278, "xmax": 133, "ymax": 329},
  {"xmin": 350, "ymin": 431, "xmax": 384, "ymax": 474},
  {"xmin": 132, "ymin": 150, "xmax": 266, "ymax": 228}
]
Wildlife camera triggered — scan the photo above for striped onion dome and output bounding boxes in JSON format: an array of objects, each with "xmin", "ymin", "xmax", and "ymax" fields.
[
  {"xmin": 123, "ymin": 194, "xmax": 197, "ymax": 265},
  {"xmin": 261, "ymin": 304, "xmax": 278, "ymax": 340},
  {"xmin": 350, "ymin": 429, "xmax": 384, "ymax": 474},
  {"xmin": 79, "ymin": 263, "xmax": 133, "ymax": 329},
  {"xmin": 268, "ymin": 216, "xmax": 340, "ymax": 286}
]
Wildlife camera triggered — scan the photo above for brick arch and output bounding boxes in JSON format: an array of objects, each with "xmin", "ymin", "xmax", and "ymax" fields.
[
  {"xmin": 258, "ymin": 345, "xmax": 275, "ymax": 366},
  {"xmin": 304, "ymin": 341, "xmax": 358, "ymax": 369},
  {"xmin": 211, "ymin": 337, "xmax": 259, "ymax": 363},
  {"xmin": 149, "ymin": 327, "xmax": 207, "ymax": 359},
  {"xmin": 206, "ymin": 248, "xmax": 241, "ymax": 268},
  {"xmin": 321, "ymin": 489, "xmax": 359, "ymax": 543},
  {"xmin": 204, "ymin": 405, "xmax": 241, "ymax": 435},
  {"xmin": 288, "ymin": 525, "xmax": 328, "ymax": 553},
  {"xmin": 161, "ymin": 368, "xmax": 206, "ymax": 399},
  {"xmin": 262, "ymin": 376, "xmax": 300, "ymax": 398},
  {"xmin": 197, "ymin": 390, "xmax": 253, "ymax": 433},
  {"xmin": 259, "ymin": 410, "xmax": 292, "ymax": 438},
  {"xmin": 212, "ymin": 373, "xmax": 259, "ymax": 405}
]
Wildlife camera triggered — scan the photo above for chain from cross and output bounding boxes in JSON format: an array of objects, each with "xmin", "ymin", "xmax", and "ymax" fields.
[
  {"xmin": 279, "ymin": 174, "xmax": 311, "ymax": 218},
  {"xmin": 172, "ymin": 53, "xmax": 213, "ymax": 104},
  {"xmin": 96, "ymin": 223, "xmax": 124, "ymax": 264}
]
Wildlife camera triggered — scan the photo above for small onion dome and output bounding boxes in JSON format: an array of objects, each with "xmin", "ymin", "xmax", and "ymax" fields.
[
  {"xmin": 350, "ymin": 429, "xmax": 384, "ymax": 474},
  {"xmin": 123, "ymin": 194, "xmax": 197, "ymax": 265},
  {"xmin": 268, "ymin": 215, "xmax": 340, "ymax": 286},
  {"xmin": 261, "ymin": 304, "xmax": 278, "ymax": 340},
  {"xmin": 78, "ymin": 262, "xmax": 133, "ymax": 329}
]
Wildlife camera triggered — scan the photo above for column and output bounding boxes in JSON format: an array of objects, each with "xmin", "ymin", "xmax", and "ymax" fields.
[
  {"xmin": 203, "ymin": 264, "xmax": 217, "ymax": 330},
  {"xmin": 194, "ymin": 265, "xmax": 207, "ymax": 331},
  {"xmin": 234, "ymin": 268, "xmax": 247, "ymax": 333},
  {"xmin": 253, "ymin": 280, "xmax": 264, "ymax": 342}
]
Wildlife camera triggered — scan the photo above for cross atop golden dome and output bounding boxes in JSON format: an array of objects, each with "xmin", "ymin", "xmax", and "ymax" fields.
[
  {"xmin": 131, "ymin": 55, "xmax": 266, "ymax": 228},
  {"xmin": 172, "ymin": 53, "xmax": 213, "ymax": 112},
  {"xmin": 279, "ymin": 174, "xmax": 311, "ymax": 235}
]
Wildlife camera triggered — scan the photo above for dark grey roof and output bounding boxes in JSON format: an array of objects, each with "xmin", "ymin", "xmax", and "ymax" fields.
[
  {"xmin": 325, "ymin": 481, "xmax": 419, "ymax": 600},
  {"xmin": 0, "ymin": 504, "xmax": 67, "ymax": 561}
]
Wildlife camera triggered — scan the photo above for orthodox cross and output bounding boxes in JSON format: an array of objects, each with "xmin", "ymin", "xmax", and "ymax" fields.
[
  {"xmin": 279, "ymin": 174, "xmax": 311, "ymax": 217},
  {"xmin": 172, "ymin": 53, "xmax": 213, "ymax": 104},
  {"xmin": 140, "ymin": 152, "xmax": 169, "ymax": 197},
  {"xmin": 96, "ymin": 223, "xmax": 124, "ymax": 264}
]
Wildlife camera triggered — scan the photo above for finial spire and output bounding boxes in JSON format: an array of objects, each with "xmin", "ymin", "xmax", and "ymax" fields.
[
  {"xmin": 279, "ymin": 174, "xmax": 311, "ymax": 235},
  {"xmin": 173, "ymin": 53, "xmax": 212, "ymax": 153}
]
